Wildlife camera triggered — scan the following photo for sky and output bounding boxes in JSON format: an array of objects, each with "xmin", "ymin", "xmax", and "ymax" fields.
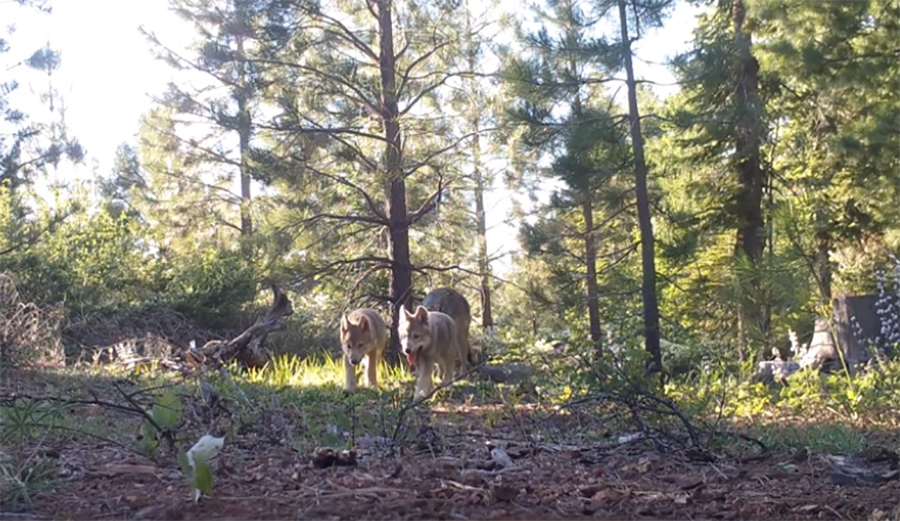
[{"xmin": 3, "ymin": 0, "xmax": 701, "ymax": 276}]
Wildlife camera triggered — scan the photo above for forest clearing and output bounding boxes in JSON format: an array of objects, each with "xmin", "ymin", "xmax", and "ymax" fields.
[{"xmin": 1, "ymin": 0, "xmax": 899, "ymax": 519}]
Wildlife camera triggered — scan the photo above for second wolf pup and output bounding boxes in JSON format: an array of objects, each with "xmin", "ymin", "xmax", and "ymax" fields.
[
  {"xmin": 339, "ymin": 308, "xmax": 387, "ymax": 391},
  {"xmin": 422, "ymin": 287, "xmax": 474, "ymax": 375},
  {"xmin": 398, "ymin": 305, "xmax": 460, "ymax": 397}
]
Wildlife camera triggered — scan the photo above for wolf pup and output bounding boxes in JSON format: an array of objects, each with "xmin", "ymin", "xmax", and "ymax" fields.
[
  {"xmin": 339, "ymin": 308, "xmax": 387, "ymax": 391},
  {"xmin": 422, "ymin": 288, "xmax": 474, "ymax": 375},
  {"xmin": 398, "ymin": 305, "xmax": 460, "ymax": 397}
]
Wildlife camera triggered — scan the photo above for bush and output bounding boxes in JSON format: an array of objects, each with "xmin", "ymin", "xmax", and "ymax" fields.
[
  {"xmin": 0, "ymin": 272, "xmax": 65, "ymax": 369},
  {"xmin": 164, "ymin": 247, "xmax": 258, "ymax": 329}
]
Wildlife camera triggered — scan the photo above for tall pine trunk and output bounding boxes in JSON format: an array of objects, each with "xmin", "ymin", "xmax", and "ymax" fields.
[
  {"xmin": 464, "ymin": 2, "xmax": 494, "ymax": 333},
  {"xmin": 582, "ymin": 197, "xmax": 602, "ymax": 358},
  {"xmin": 472, "ymin": 131, "xmax": 494, "ymax": 331},
  {"xmin": 732, "ymin": 0, "xmax": 766, "ymax": 361},
  {"xmin": 235, "ymin": 30, "xmax": 253, "ymax": 238},
  {"xmin": 814, "ymin": 210, "xmax": 833, "ymax": 305},
  {"xmin": 617, "ymin": 0, "xmax": 662, "ymax": 373},
  {"xmin": 376, "ymin": 0, "xmax": 413, "ymax": 362}
]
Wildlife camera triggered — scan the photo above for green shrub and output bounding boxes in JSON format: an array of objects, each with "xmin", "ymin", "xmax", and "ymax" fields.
[{"xmin": 164, "ymin": 246, "xmax": 257, "ymax": 328}]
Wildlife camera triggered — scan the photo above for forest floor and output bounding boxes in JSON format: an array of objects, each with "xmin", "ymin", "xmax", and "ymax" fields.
[{"xmin": 1, "ymin": 361, "xmax": 898, "ymax": 521}]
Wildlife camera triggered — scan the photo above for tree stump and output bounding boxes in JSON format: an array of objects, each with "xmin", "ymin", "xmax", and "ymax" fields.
[{"xmin": 804, "ymin": 294, "xmax": 896, "ymax": 368}]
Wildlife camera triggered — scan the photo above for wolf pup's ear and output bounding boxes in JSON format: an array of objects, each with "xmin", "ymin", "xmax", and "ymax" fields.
[
  {"xmin": 359, "ymin": 315, "xmax": 369, "ymax": 331},
  {"xmin": 340, "ymin": 315, "xmax": 349, "ymax": 332},
  {"xmin": 414, "ymin": 305, "xmax": 429, "ymax": 324}
]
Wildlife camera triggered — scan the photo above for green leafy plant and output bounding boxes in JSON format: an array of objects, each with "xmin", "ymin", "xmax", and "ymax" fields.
[
  {"xmin": 138, "ymin": 391, "xmax": 183, "ymax": 456},
  {"xmin": 0, "ymin": 399, "xmax": 65, "ymax": 508},
  {"xmin": 177, "ymin": 435, "xmax": 224, "ymax": 502}
]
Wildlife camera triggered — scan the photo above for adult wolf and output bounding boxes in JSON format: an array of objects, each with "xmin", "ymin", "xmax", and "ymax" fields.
[
  {"xmin": 339, "ymin": 308, "xmax": 387, "ymax": 391},
  {"xmin": 421, "ymin": 287, "xmax": 474, "ymax": 374}
]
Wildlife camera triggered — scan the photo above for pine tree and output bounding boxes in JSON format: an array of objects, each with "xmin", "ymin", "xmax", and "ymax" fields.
[
  {"xmin": 504, "ymin": 0, "xmax": 632, "ymax": 358},
  {"xmin": 754, "ymin": 0, "xmax": 900, "ymax": 300},
  {"xmin": 259, "ymin": 0, "xmax": 472, "ymax": 360},
  {"xmin": 611, "ymin": 0, "xmax": 672, "ymax": 373},
  {"xmin": 667, "ymin": 0, "xmax": 770, "ymax": 360},
  {"xmin": 446, "ymin": 0, "xmax": 504, "ymax": 333},
  {"xmin": 142, "ymin": 0, "xmax": 295, "ymax": 243},
  {"xmin": 0, "ymin": 1, "xmax": 83, "ymax": 257}
]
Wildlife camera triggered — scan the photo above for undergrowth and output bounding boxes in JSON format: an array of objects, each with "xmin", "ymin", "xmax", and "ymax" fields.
[
  {"xmin": 665, "ymin": 358, "xmax": 900, "ymax": 453},
  {"xmin": 2, "ymin": 347, "xmax": 899, "ymax": 508}
]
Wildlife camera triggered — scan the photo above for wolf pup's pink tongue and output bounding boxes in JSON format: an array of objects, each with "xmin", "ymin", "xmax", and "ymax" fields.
[{"xmin": 406, "ymin": 352, "xmax": 416, "ymax": 366}]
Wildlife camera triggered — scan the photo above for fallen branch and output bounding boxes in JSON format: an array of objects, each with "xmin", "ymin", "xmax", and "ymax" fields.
[{"xmin": 188, "ymin": 284, "xmax": 293, "ymax": 370}]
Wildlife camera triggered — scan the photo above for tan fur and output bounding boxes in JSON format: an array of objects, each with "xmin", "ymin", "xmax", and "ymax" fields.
[
  {"xmin": 421, "ymin": 288, "xmax": 474, "ymax": 376},
  {"xmin": 339, "ymin": 308, "xmax": 387, "ymax": 391},
  {"xmin": 398, "ymin": 305, "xmax": 461, "ymax": 397}
]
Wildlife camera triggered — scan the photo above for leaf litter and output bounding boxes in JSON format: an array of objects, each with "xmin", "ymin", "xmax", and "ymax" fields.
[{"xmin": 1, "ymin": 369, "xmax": 898, "ymax": 521}]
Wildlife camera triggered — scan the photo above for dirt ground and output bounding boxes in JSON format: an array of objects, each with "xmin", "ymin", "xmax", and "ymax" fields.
[
  {"xmin": 1, "ymin": 370, "xmax": 898, "ymax": 521},
  {"xmin": 10, "ymin": 435, "xmax": 899, "ymax": 521}
]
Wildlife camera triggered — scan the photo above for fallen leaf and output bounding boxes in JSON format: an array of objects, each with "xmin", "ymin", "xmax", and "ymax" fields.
[
  {"xmin": 135, "ymin": 504, "xmax": 183, "ymax": 520},
  {"xmin": 635, "ymin": 457, "xmax": 651, "ymax": 473},
  {"xmin": 386, "ymin": 463, "xmax": 403, "ymax": 479},
  {"xmin": 491, "ymin": 484, "xmax": 519, "ymax": 502},
  {"xmin": 591, "ymin": 488, "xmax": 624, "ymax": 504},
  {"xmin": 579, "ymin": 485, "xmax": 602, "ymax": 497},
  {"xmin": 490, "ymin": 447, "xmax": 515, "ymax": 468},
  {"xmin": 859, "ymin": 446, "xmax": 899, "ymax": 466},
  {"xmin": 674, "ymin": 475, "xmax": 705, "ymax": 490},
  {"xmin": 92, "ymin": 464, "xmax": 160, "ymax": 478},
  {"xmin": 621, "ymin": 457, "xmax": 652, "ymax": 475},
  {"xmin": 311, "ymin": 447, "xmax": 357, "ymax": 469},
  {"xmin": 789, "ymin": 447, "xmax": 808, "ymax": 463},
  {"xmin": 879, "ymin": 469, "xmax": 899, "ymax": 482},
  {"xmin": 122, "ymin": 495, "xmax": 151, "ymax": 509}
]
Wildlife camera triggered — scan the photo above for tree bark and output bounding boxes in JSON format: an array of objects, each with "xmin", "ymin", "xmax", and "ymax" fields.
[
  {"xmin": 235, "ymin": 23, "xmax": 253, "ymax": 238},
  {"xmin": 814, "ymin": 211, "xmax": 833, "ymax": 306},
  {"xmin": 732, "ymin": 0, "xmax": 766, "ymax": 361},
  {"xmin": 376, "ymin": 0, "xmax": 412, "ymax": 363},
  {"xmin": 463, "ymin": 1, "xmax": 494, "ymax": 333},
  {"xmin": 617, "ymin": 0, "xmax": 662, "ymax": 374},
  {"xmin": 473, "ymin": 136, "xmax": 494, "ymax": 332},
  {"xmin": 582, "ymin": 197, "xmax": 602, "ymax": 359}
]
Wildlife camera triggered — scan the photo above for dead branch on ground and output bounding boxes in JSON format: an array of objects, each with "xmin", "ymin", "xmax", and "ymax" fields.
[{"xmin": 186, "ymin": 284, "xmax": 293, "ymax": 370}]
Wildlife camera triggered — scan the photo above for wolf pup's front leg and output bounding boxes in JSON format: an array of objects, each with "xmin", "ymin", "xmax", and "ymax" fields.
[
  {"xmin": 343, "ymin": 355, "xmax": 358, "ymax": 391},
  {"xmin": 364, "ymin": 349, "xmax": 380, "ymax": 388},
  {"xmin": 415, "ymin": 358, "xmax": 435, "ymax": 397},
  {"xmin": 437, "ymin": 355, "xmax": 455, "ymax": 388}
]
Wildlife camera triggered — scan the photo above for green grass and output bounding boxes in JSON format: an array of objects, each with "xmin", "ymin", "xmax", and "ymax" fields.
[{"xmin": 245, "ymin": 352, "xmax": 413, "ymax": 389}]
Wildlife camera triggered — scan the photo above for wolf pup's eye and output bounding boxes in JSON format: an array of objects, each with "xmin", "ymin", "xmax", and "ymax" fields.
[{"xmin": 357, "ymin": 342, "xmax": 365, "ymax": 349}]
